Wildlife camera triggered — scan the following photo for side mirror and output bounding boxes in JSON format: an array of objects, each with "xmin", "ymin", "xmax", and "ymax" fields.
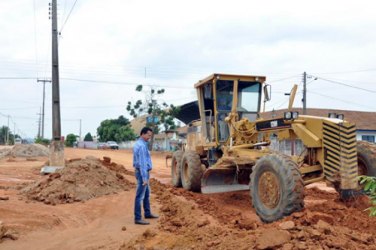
[{"xmin": 263, "ymin": 84, "xmax": 271, "ymax": 101}]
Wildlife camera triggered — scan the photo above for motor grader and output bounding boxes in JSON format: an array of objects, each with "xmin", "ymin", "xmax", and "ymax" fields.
[{"xmin": 170, "ymin": 73, "xmax": 376, "ymax": 222}]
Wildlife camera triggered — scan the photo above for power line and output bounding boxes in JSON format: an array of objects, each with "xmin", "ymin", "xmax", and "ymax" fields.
[
  {"xmin": 311, "ymin": 68, "xmax": 376, "ymax": 75},
  {"xmin": 313, "ymin": 76, "xmax": 376, "ymax": 94},
  {"xmin": 0, "ymin": 107, "xmax": 39, "ymax": 110},
  {"xmin": 267, "ymin": 96, "xmax": 291, "ymax": 110},
  {"xmin": 267, "ymin": 74, "xmax": 301, "ymax": 83},
  {"xmin": 0, "ymin": 76, "xmax": 192, "ymax": 89},
  {"xmin": 63, "ymin": 104, "xmax": 125, "ymax": 109},
  {"xmin": 306, "ymin": 78, "xmax": 317, "ymax": 86},
  {"xmin": 37, "ymin": 79, "xmax": 51, "ymax": 138},
  {"xmin": 59, "ymin": 0, "xmax": 79, "ymax": 34},
  {"xmin": 0, "ymin": 77, "xmax": 37, "ymax": 80},
  {"xmin": 62, "ymin": 118, "xmax": 80, "ymax": 121},
  {"xmin": 61, "ymin": 77, "xmax": 192, "ymax": 89},
  {"xmin": 0, "ymin": 112, "xmax": 29, "ymax": 139},
  {"xmin": 7, "ymin": 115, "xmax": 36, "ymax": 120},
  {"xmin": 0, "ymin": 58, "xmax": 302, "ymax": 80},
  {"xmin": 272, "ymin": 99, "xmax": 290, "ymax": 110},
  {"xmin": 308, "ymin": 90, "xmax": 374, "ymax": 110},
  {"xmin": 61, "ymin": 0, "xmax": 69, "ymax": 26},
  {"xmin": 33, "ymin": 0, "xmax": 39, "ymax": 79},
  {"xmin": 2, "ymin": 57, "xmax": 376, "ymax": 79},
  {"xmin": 311, "ymin": 76, "xmax": 374, "ymax": 85}
]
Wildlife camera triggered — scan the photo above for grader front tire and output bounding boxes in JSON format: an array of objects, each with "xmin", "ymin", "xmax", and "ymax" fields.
[
  {"xmin": 171, "ymin": 150, "xmax": 184, "ymax": 187},
  {"xmin": 250, "ymin": 154, "xmax": 304, "ymax": 223},
  {"xmin": 181, "ymin": 151, "xmax": 203, "ymax": 192}
]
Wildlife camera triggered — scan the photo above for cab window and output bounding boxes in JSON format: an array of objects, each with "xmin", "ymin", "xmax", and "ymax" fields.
[
  {"xmin": 237, "ymin": 81, "xmax": 261, "ymax": 112},
  {"xmin": 216, "ymin": 80, "xmax": 233, "ymax": 111}
]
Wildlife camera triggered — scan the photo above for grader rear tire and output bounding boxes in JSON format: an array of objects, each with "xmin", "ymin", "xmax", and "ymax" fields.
[
  {"xmin": 357, "ymin": 141, "xmax": 376, "ymax": 177},
  {"xmin": 181, "ymin": 151, "xmax": 203, "ymax": 192},
  {"xmin": 171, "ymin": 150, "xmax": 184, "ymax": 187},
  {"xmin": 250, "ymin": 154, "xmax": 304, "ymax": 223}
]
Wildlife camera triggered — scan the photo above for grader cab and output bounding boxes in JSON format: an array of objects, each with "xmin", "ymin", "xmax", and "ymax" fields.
[{"xmin": 171, "ymin": 73, "xmax": 376, "ymax": 222}]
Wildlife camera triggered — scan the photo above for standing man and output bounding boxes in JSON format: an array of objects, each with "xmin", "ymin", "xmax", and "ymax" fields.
[{"xmin": 133, "ymin": 127, "xmax": 159, "ymax": 225}]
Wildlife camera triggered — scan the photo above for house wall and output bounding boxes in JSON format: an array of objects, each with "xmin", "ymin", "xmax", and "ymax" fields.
[
  {"xmin": 120, "ymin": 131, "xmax": 182, "ymax": 151},
  {"xmin": 119, "ymin": 141, "xmax": 137, "ymax": 149},
  {"xmin": 77, "ymin": 141, "xmax": 97, "ymax": 149},
  {"xmin": 153, "ymin": 139, "xmax": 167, "ymax": 151},
  {"xmin": 356, "ymin": 130, "xmax": 376, "ymax": 143},
  {"xmin": 120, "ymin": 139, "xmax": 179, "ymax": 151}
]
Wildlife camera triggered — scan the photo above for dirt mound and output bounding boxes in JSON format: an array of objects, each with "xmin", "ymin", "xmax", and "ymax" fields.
[
  {"xmin": 168, "ymin": 185, "xmax": 260, "ymax": 230},
  {"xmin": 21, "ymin": 157, "xmax": 134, "ymax": 204},
  {"xmin": 0, "ymin": 147, "xmax": 12, "ymax": 159},
  {"xmin": 101, "ymin": 156, "xmax": 132, "ymax": 175},
  {"xmin": 121, "ymin": 180, "xmax": 376, "ymax": 250},
  {"xmin": 121, "ymin": 179, "xmax": 257, "ymax": 249},
  {"xmin": 0, "ymin": 221, "xmax": 18, "ymax": 242},
  {"xmin": 1, "ymin": 144, "xmax": 49, "ymax": 158}
]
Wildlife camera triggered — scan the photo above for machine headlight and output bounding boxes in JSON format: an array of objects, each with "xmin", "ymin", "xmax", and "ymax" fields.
[
  {"xmin": 328, "ymin": 113, "xmax": 344, "ymax": 120},
  {"xmin": 284, "ymin": 112, "xmax": 292, "ymax": 120},
  {"xmin": 337, "ymin": 114, "xmax": 344, "ymax": 120},
  {"xmin": 284, "ymin": 111, "xmax": 299, "ymax": 120}
]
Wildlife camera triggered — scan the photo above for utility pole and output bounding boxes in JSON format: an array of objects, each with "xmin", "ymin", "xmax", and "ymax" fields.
[
  {"xmin": 46, "ymin": 0, "xmax": 64, "ymax": 169},
  {"xmin": 6, "ymin": 115, "xmax": 10, "ymax": 145},
  {"xmin": 37, "ymin": 79, "xmax": 51, "ymax": 138},
  {"xmin": 13, "ymin": 122, "xmax": 16, "ymax": 141},
  {"xmin": 37, "ymin": 108, "xmax": 42, "ymax": 138},
  {"xmin": 80, "ymin": 119, "xmax": 82, "ymax": 141},
  {"xmin": 51, "ymin": 0, "xmax": 61, "ymax": 141},
  {"xmin": 302, "ymin": 72, "xmax": 307, "ymax": 115}
]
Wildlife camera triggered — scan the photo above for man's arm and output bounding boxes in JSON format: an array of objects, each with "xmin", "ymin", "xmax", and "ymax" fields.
[
  {"xmin": 136, "ymin": 145, "xmax": 149, "ymax": 184},
  {"xmin": 133, "ymin": 144, "xmax": 140, "ymax": 168}
]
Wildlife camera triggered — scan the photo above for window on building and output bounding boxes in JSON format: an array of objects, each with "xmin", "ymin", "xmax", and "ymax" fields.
[{"xmin": 361, "ymin": 135, "xmax": 375, "ymax": 143}]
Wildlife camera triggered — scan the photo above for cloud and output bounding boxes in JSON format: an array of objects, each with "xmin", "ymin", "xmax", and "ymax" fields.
[{"xmin": 0, "ymin": 0, "xmax": 375, "ymax": 138}]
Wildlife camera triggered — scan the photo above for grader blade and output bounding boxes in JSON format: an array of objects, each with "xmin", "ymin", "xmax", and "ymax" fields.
[{"xmin": 201, "ymin": 168, "xmax": 251, "ymax": 194}]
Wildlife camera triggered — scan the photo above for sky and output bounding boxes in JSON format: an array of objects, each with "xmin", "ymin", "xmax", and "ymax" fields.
[{"xmin": 0, "ymin": 0, "xmax": 375, "ymax": 140}]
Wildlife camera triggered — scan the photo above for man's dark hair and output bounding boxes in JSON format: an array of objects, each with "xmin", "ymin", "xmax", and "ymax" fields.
[{"xmin": 140, "ymin": 127, "xmax": 152, "ymax": 135}]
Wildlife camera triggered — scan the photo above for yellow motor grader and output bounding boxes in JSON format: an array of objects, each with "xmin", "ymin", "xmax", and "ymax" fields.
[{"xmin": 171, "ymin": 73, "xmax": 376, "ymax": 222}]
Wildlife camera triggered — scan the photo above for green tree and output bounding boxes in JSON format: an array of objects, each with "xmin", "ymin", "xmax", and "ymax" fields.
[
  {"xmin": 84, "ymin": 132, "xmax": 93, "ymax": 141},
  {"xmin": 359, "ymin": 176, "xmax": 376, "ymax": 216},
  {"xmin": 126, "ymin": 85, "xmax": 180, "ymax": 149},
  {"xmin": 35, "ymin": 137, "xmax": 50, "ymax": 146},
  {"xmin": 0, "ymin": 126, "xmax": 15, "ymax": 145},
  {"xmin": 65, "ymin": 134, "xmax": 77, "ymax": 147},
  {"xmin": 97, "ymin": 115, "xmax": 136, "ymax": 142}
]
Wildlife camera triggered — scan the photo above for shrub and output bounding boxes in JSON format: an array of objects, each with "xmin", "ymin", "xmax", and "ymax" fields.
[{"xmin": 359, "ymin": 175, "xmax": 376, "ymax": 216}]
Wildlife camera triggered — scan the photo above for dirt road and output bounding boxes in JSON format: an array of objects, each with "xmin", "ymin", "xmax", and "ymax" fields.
[{"xmin": 1, "ymin": 146, "xmax": 376, "ymax": 250}]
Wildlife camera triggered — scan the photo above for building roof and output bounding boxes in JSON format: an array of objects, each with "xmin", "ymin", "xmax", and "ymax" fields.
[{"xmin": 260, "ymin": 108, "xmax": 376, "ymax": 131}]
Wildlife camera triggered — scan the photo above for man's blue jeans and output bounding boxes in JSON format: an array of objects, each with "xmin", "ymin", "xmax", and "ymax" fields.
[{"xmin": 134, "ymin": 169, "xmax": 151, "ymax": 221}]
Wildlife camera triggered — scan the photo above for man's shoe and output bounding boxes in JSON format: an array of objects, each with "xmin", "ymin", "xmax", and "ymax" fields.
[
  {"xmin": 135, "ymin": 219, "xmax": 150, "ymax": 225},
  {"xmin": 145, "ymin": 214, "xmax": 159, "ymax": 219}
]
